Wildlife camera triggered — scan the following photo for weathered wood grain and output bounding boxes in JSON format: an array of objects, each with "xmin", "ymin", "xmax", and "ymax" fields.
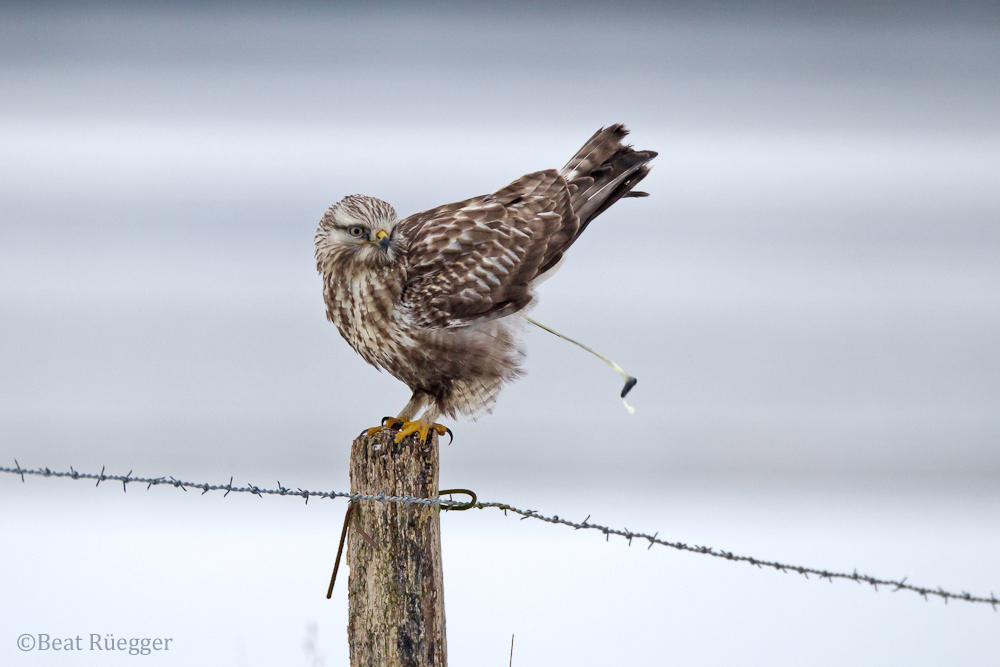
[{"xmin": 347, "ymin": 429, "xmax": 447, "ymax": 667}]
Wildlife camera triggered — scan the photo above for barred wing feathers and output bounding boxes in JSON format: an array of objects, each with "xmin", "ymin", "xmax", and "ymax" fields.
[
  {"xmin": 398, "ymin": 169, "xmax": 578, "ymax": 328},
  {"xmin": 397, "ymin": 124, "xmax": 655, "ymax": 330}
]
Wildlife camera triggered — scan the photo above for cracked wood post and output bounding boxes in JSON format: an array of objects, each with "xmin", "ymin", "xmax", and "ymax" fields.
[{"xmin": 347, "ymin": 428, "xmax": 447, "ymax": 667}]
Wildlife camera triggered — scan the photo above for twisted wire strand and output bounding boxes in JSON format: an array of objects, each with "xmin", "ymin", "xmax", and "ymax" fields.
[
  {"xmin": 0, "ymin": 463, "xmax": 441, "ymax": 507},
  {"xmin": 2, "ymin": 463, "xmax": 997, "ymax": 609},
  {"xmin": 474, "ymin": 501, "xmax": 999, "ymax": 609}
]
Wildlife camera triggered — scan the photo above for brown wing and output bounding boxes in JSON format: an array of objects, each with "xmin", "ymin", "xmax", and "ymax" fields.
[{"xmin": 397, "ymin": 169, "xmax": 580, "ymax": 328}]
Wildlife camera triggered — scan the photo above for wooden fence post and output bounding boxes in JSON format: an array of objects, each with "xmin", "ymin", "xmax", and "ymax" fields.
[{"xmin": 347, "ymin": 428, "xmax": 447, "ymax": 667}]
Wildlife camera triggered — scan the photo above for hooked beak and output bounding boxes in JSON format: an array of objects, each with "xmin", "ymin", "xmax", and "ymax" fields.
[{"xmin": 374, "ymin": 230, "xmax": 390, "ymax": 251}]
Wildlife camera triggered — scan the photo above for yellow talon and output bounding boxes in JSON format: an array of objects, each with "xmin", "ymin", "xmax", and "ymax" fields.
[
  {"xmin": 393, "ymin": 420, "xmax": 448, "ymax": 444},
  {"xmin": 364, "ymin": 417, "xmax": 405, "ymax": 437}
]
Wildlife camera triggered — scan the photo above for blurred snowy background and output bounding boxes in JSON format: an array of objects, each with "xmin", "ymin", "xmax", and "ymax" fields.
[{"xmin": 1, "ymin": 2, "xmax": 998, "ymax": 665}]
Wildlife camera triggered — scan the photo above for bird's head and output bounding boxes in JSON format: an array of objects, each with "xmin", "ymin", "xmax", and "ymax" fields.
[{"xmin": 315, "ymin": 194, "xmax": 401, "ymax": 275}]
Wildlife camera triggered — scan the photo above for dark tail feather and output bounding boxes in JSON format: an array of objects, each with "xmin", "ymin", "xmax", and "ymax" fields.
[
  {"xmin": 561, "ymin": 124, "xmax": 631, "ymax": 180},
  {"xmin": 560, "ymin": 124, "xmax": 656, "ymax": 239},
  {"xmin": 582, "ymin": 164, "xmax": 652, "ymax": 225}
]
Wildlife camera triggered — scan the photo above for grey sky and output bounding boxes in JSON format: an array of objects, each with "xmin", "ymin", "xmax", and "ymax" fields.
[{"xmin": 0, "ymin": 4, "xmax": 997, "ymax": 490}]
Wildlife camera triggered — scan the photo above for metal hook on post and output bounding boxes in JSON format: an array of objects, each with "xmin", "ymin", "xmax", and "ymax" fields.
[{"xmin": 439, "ymin": 488, "xmax": 478, "ymax": 511}]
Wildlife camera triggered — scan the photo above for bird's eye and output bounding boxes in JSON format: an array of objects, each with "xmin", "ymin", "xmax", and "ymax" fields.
[{"xmin": 348, "ymin": 226, "xmax": 365, "ymax": 238}]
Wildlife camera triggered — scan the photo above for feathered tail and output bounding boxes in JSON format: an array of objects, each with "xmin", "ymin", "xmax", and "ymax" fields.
[{"xmin": 560, "ymin": 124, "xmax": 656, "ymax": 238}]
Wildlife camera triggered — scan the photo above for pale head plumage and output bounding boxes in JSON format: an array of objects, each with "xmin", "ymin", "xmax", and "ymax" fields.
[
  {"xmin": 315, "ymin": 194, "xmax": 402, "ymax": 273},
  {"xmin": 315, "ymin": 125, "xmax": 655, "ymax": 430}
]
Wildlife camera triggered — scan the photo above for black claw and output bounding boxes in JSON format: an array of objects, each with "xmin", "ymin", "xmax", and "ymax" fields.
[
  {"xmin": 444, "ymin": 427, "xmax": 454, "ymax": 446},
  {"xmin": 381, "ymin": 416, "xmax": 403, "ymax": 430}
]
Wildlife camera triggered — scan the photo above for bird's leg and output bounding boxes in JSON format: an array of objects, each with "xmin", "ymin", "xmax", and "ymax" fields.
[
  {"xmin": 364, "ymin": 392, "xmax": 427, "ymax": 437},
  {"xmin": 393, "ymin": 407, "xmax": 452, "ymax": 445}
]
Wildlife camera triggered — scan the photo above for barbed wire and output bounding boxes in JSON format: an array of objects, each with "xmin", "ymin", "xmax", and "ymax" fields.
[
  {"xmin": 472, "ymin": 500, "xmax": 998, "ymax": 609},
  {"xmin": 0, "ymin": 461, "xmax": 442, "ymax": 506},
  {"xmin": 2, "ymin": 462, "xmax": 997, "ymax": 610}
]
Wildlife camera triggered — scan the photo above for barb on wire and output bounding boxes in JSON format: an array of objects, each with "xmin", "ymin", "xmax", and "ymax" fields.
[
  {"xmin": 1, "ymin": 463, "xmax": 996, "ymax": 610},
  {"xmin": 0, "ymin": 463, "xmax": 445, "ymax": 507},
  {"xmin": 473, "ymin": 500, "xmax": 999, "ymax": 609}
]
